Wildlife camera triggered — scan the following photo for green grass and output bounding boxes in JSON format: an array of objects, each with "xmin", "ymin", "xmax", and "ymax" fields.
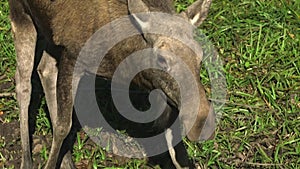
[
  {"xmin": 199, "ymin": 0, "xmax": 300, "ymax": 168},
  {"xmin": 0, "ymin": 1, "xmax": 15, "ymax": 81},
  {"xmin": 0, "ymin": 0, "xmax": 17, "ymax": 124},
  {"xmin": 1, "ymin": 0, "xmax": 300, "ymax": 168}
]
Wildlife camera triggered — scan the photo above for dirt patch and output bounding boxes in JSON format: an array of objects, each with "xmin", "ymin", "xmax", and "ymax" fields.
[
  {"xmin": 0, "ymin": 120, "xmax": 22, "ymax": 168},
  {"xmin": 0, "ymin": 119, "xmax": 53, "ymax": 169}
]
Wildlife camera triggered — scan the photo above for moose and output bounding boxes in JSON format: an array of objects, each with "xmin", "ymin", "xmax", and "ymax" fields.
[{"xmin": 9, "ymin": 0, "xmax": 215, "ymax": 168}]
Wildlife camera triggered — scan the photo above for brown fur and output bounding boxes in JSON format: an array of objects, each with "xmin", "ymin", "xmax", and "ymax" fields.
[{"xmin": 9, "ymin": 0, "xmax": 213, "ymax": 168}]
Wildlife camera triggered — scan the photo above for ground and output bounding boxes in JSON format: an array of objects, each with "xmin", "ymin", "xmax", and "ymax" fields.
[{"xmin": 0, "ymin": 0, "xmax": 300, "ymax": 169}]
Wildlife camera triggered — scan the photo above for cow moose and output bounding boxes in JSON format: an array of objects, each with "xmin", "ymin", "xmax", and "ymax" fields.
[{"xmin": 9, "ymin": 0, "xmax": 215, "ymax": 168}]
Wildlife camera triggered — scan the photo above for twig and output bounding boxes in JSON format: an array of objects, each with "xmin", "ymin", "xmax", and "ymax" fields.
[
  {"xmin": 0, "ymin": 74, "xmax": 6, "ymax": 80},
  {"xmin": 246, "ymin": 162, "xmax": 283, "ymax": 167},
  {"xmin": 208, "ymin": 98, "xmax": 273, "ymax": 112},
  {"xmin": 0, "ymin": 92, "xmax": 16, "ymax": 98}
]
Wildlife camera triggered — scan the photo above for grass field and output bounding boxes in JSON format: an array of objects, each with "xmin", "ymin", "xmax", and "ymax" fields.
[{"xmin": 0, "ymin": 0, "xmax": 300, "ymax": 168}]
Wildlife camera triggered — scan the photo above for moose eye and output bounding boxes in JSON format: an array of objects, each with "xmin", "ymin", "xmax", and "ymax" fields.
[
  {"xmin": 158, "ymin": 55, "xmax": 166, "ymax": 63},
  {"xmin": 157, "ymin": 55, "xmax": 169, "ymax": 71}
]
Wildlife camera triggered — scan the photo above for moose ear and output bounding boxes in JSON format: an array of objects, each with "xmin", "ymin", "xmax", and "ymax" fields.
[
  {"xmin": 128, "ymin": 0, "xmax": 150, "ymax": 14},
  {"xmin": 128, "ymin": 0, "xmax": 151, "ymax": 31},
  {"xmin": 181, "ymin": 0, "xmax": 212, "ymax": 27}
]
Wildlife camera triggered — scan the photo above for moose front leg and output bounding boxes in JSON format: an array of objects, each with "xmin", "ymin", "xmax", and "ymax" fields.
[
  {"xmin": 9, "ymin": 0, "xmax": 37, "ymax": 168},
  {"xmin": 44, "ymin": 50, "xmax": 81, "ymax": 169},
  {"xmin": 37, "ymin": 39, "xmax": 76, "ymax": 169}
]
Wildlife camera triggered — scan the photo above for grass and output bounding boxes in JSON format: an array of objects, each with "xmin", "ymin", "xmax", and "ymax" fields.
[
  {"xmin": 0, "ymin": 1, "xmax": 17, "ymax": 123},
  {"xmin": 199, "ymin": 0, "xmax": 300, "ymax": 168},
  {"xmin": 1, "ymin": 0, "xmax": 300, "ymax": 168}
]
